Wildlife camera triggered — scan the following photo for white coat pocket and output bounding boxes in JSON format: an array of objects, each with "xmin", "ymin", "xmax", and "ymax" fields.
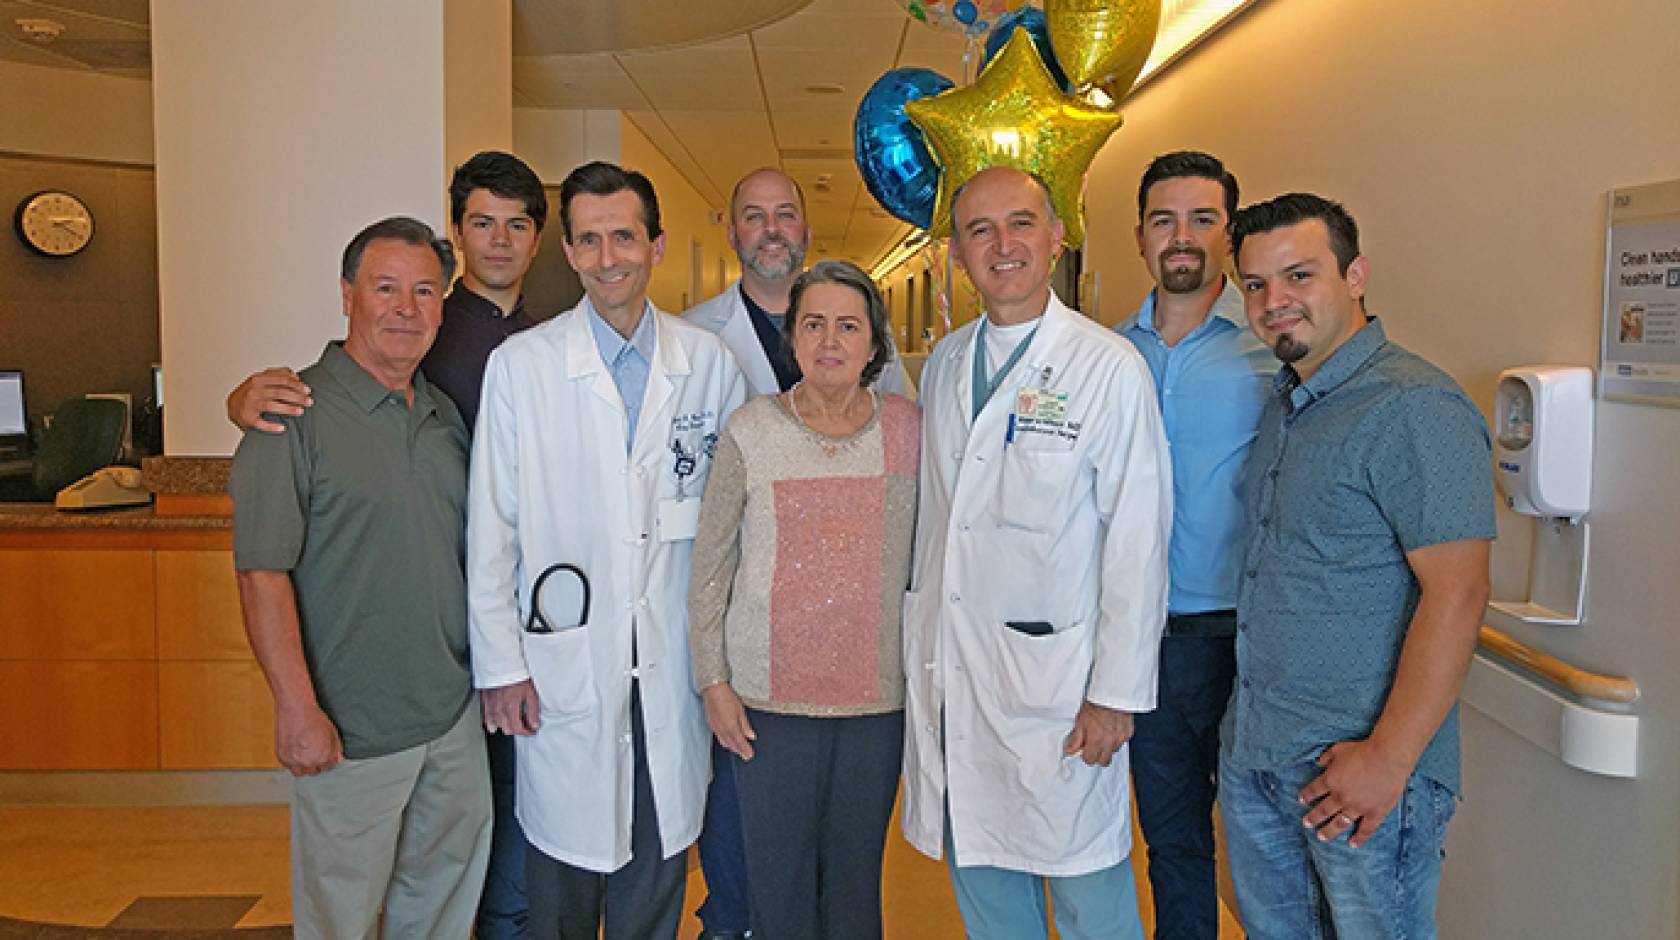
[
  {"xmin": 522, "ymin": 628, "xmax": 597, "ymax": 718},
  {"xmin": 995, "ymin": 621, "xmax": 1089, "ymax": 720},
  {"xmin": 995, "ymin": 449, "xmax": 1077, "ymax": 534}
]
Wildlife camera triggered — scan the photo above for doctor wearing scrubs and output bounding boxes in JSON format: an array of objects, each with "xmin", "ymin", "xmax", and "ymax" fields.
[{"xmin": 900, "ymin": 166, "xmax": 1173, "ymax": 940}]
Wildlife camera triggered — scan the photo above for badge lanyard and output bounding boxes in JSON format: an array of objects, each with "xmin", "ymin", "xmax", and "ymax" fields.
[{"xmin": 971, "ymin": 320, "xmax": 1040, "ymax": 420}]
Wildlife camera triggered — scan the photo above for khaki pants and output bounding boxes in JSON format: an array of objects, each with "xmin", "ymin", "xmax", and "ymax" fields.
[{"xmin": 291, "ymin": 700, "xmax": 492, "ymax": 940}]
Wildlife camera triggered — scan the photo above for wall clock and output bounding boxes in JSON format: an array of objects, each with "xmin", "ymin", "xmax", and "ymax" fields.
[{"xmin": 14, "ymin": 190, "xmax": 94, "ymax": 257}]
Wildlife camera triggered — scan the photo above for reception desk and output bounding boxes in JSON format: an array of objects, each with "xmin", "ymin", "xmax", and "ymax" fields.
[{"xmin": 0, "ymin": 501, "xmax": 278, "ymax": 772}]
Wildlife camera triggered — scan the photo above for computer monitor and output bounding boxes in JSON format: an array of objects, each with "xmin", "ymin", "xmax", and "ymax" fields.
[{"xmin": 0, "ymin": 371, "xmax": 26, "ymax": 441}]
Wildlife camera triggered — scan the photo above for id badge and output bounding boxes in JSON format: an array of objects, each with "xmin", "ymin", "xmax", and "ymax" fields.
[
  {"xmin": 657, "ymin": 497, "xmax": 702, "ymax": 542},
  {"xmin": 1015, "ymin": 387, "xmax": 1069, "ymax": 423}
]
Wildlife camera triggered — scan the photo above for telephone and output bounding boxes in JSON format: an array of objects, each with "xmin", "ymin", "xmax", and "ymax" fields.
[{"xmin": 56, "ymin": 465, "xmax": 151, "ymax": 511}]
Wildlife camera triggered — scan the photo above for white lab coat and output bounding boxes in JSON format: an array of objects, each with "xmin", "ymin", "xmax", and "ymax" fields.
[
  {"xmin": 900, "ymin": 293, "xmax": 1172, "ymax": 876},
  {"xmin": 682, "ymin": 278, "xmax": 914, "ymax": 398},
  {"xmin": 467, "ymin": 298, "xmax": 746, "ymax": 872}
]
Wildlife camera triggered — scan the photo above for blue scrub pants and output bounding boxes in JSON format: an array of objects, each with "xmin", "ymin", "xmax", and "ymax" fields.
[{"xmin": 943, "ymin": 806, "xmax": 1147, "ymax": 940}]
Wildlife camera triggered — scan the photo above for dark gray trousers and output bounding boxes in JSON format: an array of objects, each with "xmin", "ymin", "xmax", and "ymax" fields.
[
  {"xmin": 733, "ymin": 708, "xmax": 904, "ymax": 940},
  {"xmin": 525, "ymin": 683, "xmax": 686, "ymax": 940}
]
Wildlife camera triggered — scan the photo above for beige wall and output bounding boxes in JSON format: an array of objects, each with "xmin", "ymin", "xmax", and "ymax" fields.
[
  {"xmin": 513, "ymin": 108, "xmax": 622, "ymax": 184},
  {"xmin": 618, "ymin": 115, "xmax": 735, "ymax": 313},
  {"xmin": 152, "ymin": 0, "xmax": 508, "ymax": 455},
  {"xmin": 444, "ymin": 0, "xmax": 513, "ymax": 168},
  {"xmin": 0, "ymin": 60, "xmax": 151, "ymax": 165},
  {"xmin": 1075, "ymin": 0, "xmax": 1680, "ymax": 935}
]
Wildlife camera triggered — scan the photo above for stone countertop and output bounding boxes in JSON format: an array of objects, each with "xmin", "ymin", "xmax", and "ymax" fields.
[
  {"xmin": 0, "ymin": 502, "xmax": 230, "ymax": 530},
  {"xmin": 141, "ymin": 456, "xmax": 231, "ymax": 496}
]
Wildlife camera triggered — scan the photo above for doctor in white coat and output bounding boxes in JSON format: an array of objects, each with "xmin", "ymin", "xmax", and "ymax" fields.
[
  {"xmin": 468, "ymin": 162, "xmax": 746, "ymax": 940},
  {"xmin": 902, "ymin": 166, "xmax": 1172, "ymax": 940},
  {"xmin": 684, "ymin": 167, "xmax": 911, "ymax": 400}
]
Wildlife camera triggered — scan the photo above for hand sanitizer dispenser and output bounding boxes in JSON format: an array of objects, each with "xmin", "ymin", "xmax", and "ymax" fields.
[
  {"xmin": 1489, "ymin": 366, "xmax": 1594, "ymax": 627},
  {"xmin": 1494, "ymin": 367, "xmax": 1593, "ymax": 519}
]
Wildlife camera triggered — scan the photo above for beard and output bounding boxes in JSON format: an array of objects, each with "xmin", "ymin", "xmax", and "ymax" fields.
[
  {"xmin": 1157, "ymin": 247, "xmax": 1207, "ymax": 294},
  {"xmin": 1272, "ymin": 333, "xmax": 1309, "ymax": 363},
  {"xmin": 742, "ymin": 234, "xmax": 807, "ymax": 281}
]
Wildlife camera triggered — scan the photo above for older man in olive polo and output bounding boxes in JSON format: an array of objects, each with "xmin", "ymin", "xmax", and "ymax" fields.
[{"xmin": 230, "ymin": 216, "xmax": 492, "ymax": 938}]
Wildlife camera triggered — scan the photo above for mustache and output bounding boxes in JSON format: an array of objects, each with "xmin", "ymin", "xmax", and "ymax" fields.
[{"xmin": 1159, "ymin": 246, "xmax": 1206, "ymax": 266}]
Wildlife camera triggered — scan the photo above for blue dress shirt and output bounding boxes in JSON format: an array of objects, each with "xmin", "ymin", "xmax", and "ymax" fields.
[
  {"xmin": 1118, "ymin": 280, "xmax": 1273, "ymax": 615},
  {"xmin": 586, "ymin": 300, "xmax": 658, "ymax": 449},
  {"xmin": 1223, "ymin": 318, "xmax": 1497, "ymax": 793}
]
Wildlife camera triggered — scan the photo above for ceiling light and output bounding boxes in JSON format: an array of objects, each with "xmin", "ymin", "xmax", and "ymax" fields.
[
  {"xmin": 16, "ymin": 18, "xmax": 66, "ymax": 43},
  {"xmin": 804, "ymin": 82, "xmax": 845, "ymax": 95}
]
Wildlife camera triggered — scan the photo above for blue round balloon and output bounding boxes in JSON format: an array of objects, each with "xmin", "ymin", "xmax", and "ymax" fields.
[
  {"xmin": 854, "ymin": 68, "xmax": 955, "ymax": 231},
  {"xmin": 952, "ymin": 1, "xmax": 978, "ymax": 25},
  {"xmin": 981, "ymin": 6, "xmax": 1071, "ymax": 93}
]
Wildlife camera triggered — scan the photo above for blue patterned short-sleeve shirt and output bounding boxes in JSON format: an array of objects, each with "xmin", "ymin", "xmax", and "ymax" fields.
[{"xmin": 1222, "ymin": 318, "xmax": 1496, "ymax": 793}]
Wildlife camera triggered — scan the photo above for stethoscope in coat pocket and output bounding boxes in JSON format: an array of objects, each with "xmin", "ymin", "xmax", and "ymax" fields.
[{"xmin": 524, "ymin": 563, "xmax": 590, "ymax": 634}]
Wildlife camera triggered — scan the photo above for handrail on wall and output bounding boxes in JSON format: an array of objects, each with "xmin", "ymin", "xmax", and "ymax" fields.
[{"xmin": 1477, "ymin": 625, "xmax": 1639, "ymax": 705}]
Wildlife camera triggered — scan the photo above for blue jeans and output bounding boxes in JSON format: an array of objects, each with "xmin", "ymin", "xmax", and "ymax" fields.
[
  {"xmin": 695, "ymin": 739, "xmax": 752, "ymax": 933},
  {"xmin": 1218, "ymin": 756, "xmax": 1455, "ymax": 940},
  {"xmin": 1129, "ymin": 630, "xmax": 1235, "ymax": 940},
  {"xmin": 476, "ymin": 729, "xmax": 529, "ymax": 939}
]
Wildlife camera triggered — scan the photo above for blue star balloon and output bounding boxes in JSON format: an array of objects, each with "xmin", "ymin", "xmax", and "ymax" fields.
[
  {"xmin": 981, "ymin": 6, "xmax": 1072, "ymax": 93},
  {"xmin": 854, "ymin": 68, "xmax": 955, "ymax": 231}
]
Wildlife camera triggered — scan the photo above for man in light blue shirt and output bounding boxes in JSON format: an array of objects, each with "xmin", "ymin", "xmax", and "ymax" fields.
[{"xmin": 1115, "ymin": 152, "xmax": 1271, "ymax": 940}]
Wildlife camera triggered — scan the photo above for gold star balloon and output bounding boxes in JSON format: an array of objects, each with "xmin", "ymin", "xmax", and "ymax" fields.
[{"xmin": 905, "ymin": 28, "xmax": 1121, "ymax": 246}]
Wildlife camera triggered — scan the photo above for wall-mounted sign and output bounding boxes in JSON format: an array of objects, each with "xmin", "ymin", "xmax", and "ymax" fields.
[{"xmin": 1602, "ymin": 178, "xmax": 1680, "ymax": 406}]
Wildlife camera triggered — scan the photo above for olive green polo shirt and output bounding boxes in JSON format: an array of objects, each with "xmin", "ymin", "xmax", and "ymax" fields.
[{"xmin": 231, "ymin": 342, "xmax": 472, "ymax": 759}]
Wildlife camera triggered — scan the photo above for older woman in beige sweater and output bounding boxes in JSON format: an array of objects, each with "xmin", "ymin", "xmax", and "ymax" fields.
[{"xmin": 688, "ymin": 260, "xmax": 918, "ymax": 940}]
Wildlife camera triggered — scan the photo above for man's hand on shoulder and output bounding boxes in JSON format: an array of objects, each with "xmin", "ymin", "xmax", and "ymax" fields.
[
  {"xmin": 275, "ymin": 701, "xmax": 343, "ymax": 776},
  {"xmin": 1064, "ymin": 701, "xmax": 1135, "ymax": 767},
  {"xmin": 1297, "ymin": 738, "xmax": 1413, "ymax": 848},
  {"xmin": 483, "ymin": 679, "xmax": 541, "ymax": 736},
  {"xmin": 228, "ymin": 367, "xmax": 312, "ymax": 434}
]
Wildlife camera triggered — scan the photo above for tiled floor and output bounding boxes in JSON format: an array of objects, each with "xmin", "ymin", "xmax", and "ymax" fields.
[{"xmin": 0, "ymin": 801, "xmax": 1242, "ymax": 937}]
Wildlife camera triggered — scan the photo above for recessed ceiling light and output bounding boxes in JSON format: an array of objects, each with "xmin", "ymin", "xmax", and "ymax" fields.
[
  {"xmin": 804, "ymin": 83, "xmax": 845, "ymax": 96},
  {"xmin": 16, "ymin": 17, "xmax": 65, "ymax": 43}
]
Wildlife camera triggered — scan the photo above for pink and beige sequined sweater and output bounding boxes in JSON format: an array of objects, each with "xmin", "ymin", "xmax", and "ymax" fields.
[{"xmin": 687, "ymin": 392, "xmax": 920, "ymax": 717}]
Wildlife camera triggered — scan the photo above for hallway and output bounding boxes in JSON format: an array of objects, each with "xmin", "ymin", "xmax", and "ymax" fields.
[{"xmin": 0, "ymin": 801, "xmax": 1243, "ymax": 936}]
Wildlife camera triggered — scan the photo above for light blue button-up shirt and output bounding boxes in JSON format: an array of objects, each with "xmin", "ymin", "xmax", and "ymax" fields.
[
  {"xmin": 1117, "ymin": 279, "xmax": 1273, "ymax": 614},
  {"xmin": 587, "ymin": 300, "xmax": 659, "ymax": 448}
]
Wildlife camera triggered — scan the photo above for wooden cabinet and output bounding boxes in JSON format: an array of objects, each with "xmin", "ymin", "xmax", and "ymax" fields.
[
  {"xmin": 0, "ymin": 661, "xmax": 158, "ymax": 770},
  {"xmin": 0, "ymin": 549, "xmax": 156, "ymax": 660},
  {"xmin": 0, "ymin": 531, "xmax": 279, "ymax": 771},
  {"xmin": 158, "ymin": 661, "xmax": 277, "ymax": 769}
]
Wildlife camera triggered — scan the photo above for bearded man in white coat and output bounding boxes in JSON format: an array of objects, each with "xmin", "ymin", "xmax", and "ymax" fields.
[
  {"xmin": 467, "ymin": 161, "xmax": 746, "ymax": 940},
  {"xmin": 684, "ymin": 167, "xmax": 911, "ymax": 400},
  {"xmin": 901, "ymin": 166, "xmax": 1172, "ymax": 940}
]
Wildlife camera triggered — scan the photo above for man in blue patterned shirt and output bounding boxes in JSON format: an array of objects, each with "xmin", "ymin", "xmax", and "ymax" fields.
[{"xmin": 1219, "ymin": 193, "xmax": 1495, "ymax": 940}]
